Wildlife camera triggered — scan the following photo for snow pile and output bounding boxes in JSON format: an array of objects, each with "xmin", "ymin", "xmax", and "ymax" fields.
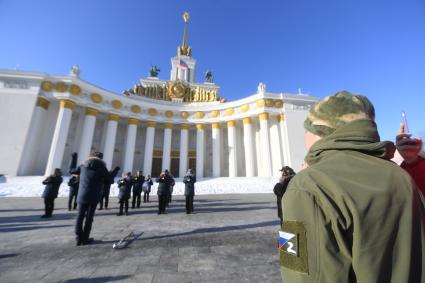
[{"xmin": 0, "ymin": 176, "xmax": 279, "ymax": 197}]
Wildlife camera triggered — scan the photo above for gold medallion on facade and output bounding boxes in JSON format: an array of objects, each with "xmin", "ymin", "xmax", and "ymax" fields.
[
  {"xmin": 41, "ymin": 81, "xmax": 54, "ymax": 92},
  {"xmin": 265, "ymin": 99, "xmax": 274, "ymax": 107},
  {"xmin": 274, "ymin": 100, "xmax": 284, "ymax": 108},
  {"xmin": 111, "ymin": 100, "xmax": 123, "ymax": 109},
  {"xmin": 194, "ymin": 111, "xmax": 204, "ymax": 119},
  {"xmin": 148, "ymin": 108, "xmax": 158, "ymax": 116},
  {"xmin": 210, "ymin": 110, "xmax": 220, "ymax": 118},
  {"xmin": 225, "ymin": 108, "xmax": 235, "ymax": 116},
  {"xmin": 256, "ymin": 99, "xmax": 265, "ymax": 108},
  {"xmin": 90, "ymin": 93, "xmax": 103, "ymax": 103},
  {"xmin": 69, "ymin": 84, "xmax": 81, "ymax": 96},
  {"xmin": 165, "ymin": 110, "xmax": 174, "ymax": 118},
  {"xmin": 180, "ymin": 111, "xmax": 189, "ymax": 118},
  {"xmin": 131, "ymin": 105, "xmax": 141, "ymax": 113},
  {"xmin": 55, "ymin": 82, "xmax": 68, "ymax": 93},
  {"xmin": 240, "ymin": 104, "xmax": 250, "ymax": 112}
]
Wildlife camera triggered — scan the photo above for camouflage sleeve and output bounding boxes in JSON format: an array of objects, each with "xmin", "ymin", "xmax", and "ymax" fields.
[
  {"xmin": 281, "ymin": 184, "xmax": 355, "ymax": 283},
  {"xmin": 280, "ymin": 188, "xmax": 318, "ymax": 282}
]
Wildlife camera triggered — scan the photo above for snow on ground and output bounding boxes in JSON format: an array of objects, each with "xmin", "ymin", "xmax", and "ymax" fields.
[{"xmin": 0, "ymin": 176, "xmax": 279, "ymax": 197}]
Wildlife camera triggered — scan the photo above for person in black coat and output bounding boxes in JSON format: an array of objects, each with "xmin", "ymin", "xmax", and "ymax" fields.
[
  {"xmin": 156, "ymin": 171, "xmax": 174, "ymax": 214},
  {"xmin": 67, "ymin": 174, "xmax": 79, "ymax": 211},
  {"xmin": 117, "ymin": 172, "xmax": 132, "ymax": 216},
  {"xmin": 143, "ymin": 175, "xmax": 153, "ymax": 203},
  {"xmin": 71, "ymin": 152, "xmax": 109, "ymax": 246},
  {"xmin": 166, "ymin": 170, "xmax": 176, "ymax": 205},
  {"xmin": 131, "ymin": 171, "xmax": 145, "ymax": 208},
  {"xmin": 99, "ymin": 166, "xmax": 120, "ymax": 210},
  {"xmin": 273, "ymin": 166, "xmax": 296, "ymax": 226},
  {"xmin": 183, "ymin": 169, "xmax": 196, "ymax": 214},
  {"xmin": 41, "ymin": 168, "xmax": 63, "ymax": 218}
]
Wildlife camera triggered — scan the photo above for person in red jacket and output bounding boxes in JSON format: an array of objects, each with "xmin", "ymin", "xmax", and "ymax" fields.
[{"xmin": 396, "ymin": 123, "xmax": 425, "ymax": 195}]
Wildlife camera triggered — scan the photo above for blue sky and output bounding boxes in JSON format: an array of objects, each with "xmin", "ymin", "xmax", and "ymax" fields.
[{"xmin": 0, "ymin": 0, "xmax": 424, "ymax": 141}]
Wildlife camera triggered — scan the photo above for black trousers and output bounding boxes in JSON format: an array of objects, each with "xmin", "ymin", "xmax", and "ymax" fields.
[
  {"xmin": 44, "ymin": 197, "xmax": 55, "ymax": 216},
  {"xmin": 143, "ymin": 191, "xmax": 150, "ymax": 202},
  {"xmin": 158, "ymin": 195, "xmax": 168, "ymax": 213},
  {"xmin": 75, "ymin": 203, "xmax": 97, "ymax": 242},
  {"xmin": 132, "ymin": 192, "xmax": 141, "ymax": 208},
  {"xmin": 185, "ymin": 195, "xmax": 194, "ymax": 213},
  {"xmin": 99, "ymin": 188, "xmax": 110, "ymax": 209},
  {"xmin": 68, "ymin": 190, "xmax": 78, "ymax": 210},
  {"xmin": 119, "ymin": 199, "xmax": 129, "ymax": 214}
]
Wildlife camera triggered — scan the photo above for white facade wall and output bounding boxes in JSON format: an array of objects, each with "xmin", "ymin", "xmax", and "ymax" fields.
[
  {"xmin": 0, "ymin": 89, "xmax": 38, "ymax": 176},
  {"xmin": 0, "ymin": 70, "xmax": 318, "ymax": 177}
]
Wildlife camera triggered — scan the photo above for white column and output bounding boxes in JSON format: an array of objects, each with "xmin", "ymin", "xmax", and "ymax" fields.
[
  {"xmin": 45, "ymin": 100, "xmax": 75, "ymax": 176},
  {"xmin": 18, "ymin": 97, "xmax": 50, "ymax": 175},
  {"xmin": 162, "ymin": 123, "xmax": 173, "ymax": 171},
  {"xmin": 196, "ymin": 124, "xmax": 205, "ymax": 178},
  {"xmin": 227, "ymin": 121, "xmax": 238, "ymax": 177},
  {"xmin": 123, "ymin": 118, "xmax": 139, "ymax": 173},
  {"xmin": 179, "ymin": 124, "xmax": 189, "ymax": 177},
  {"xmin": 259, "ymin": 113, "xmax": 273, "ymax": 177},
  {"xmin": 143, "ymin": 121, "xmax": 156, "ymax": 175},
  {"xmin": 211, "ymin": 123, "xmax": 221, "ymax": 177},
  {"xmin": 102, "ymin": 113, "xmax": 119, "ymax": 170},
  {"xmin": 270, "ymin": 116, "xmax": 283, "ymax": 176},
  {"xmin": 77, "ymin": 107, "xmax": 98, "ymax": 164},
  {"xmin": 279, "ymin": 113, "xmax": 292, "ymax": 167},
  {"xmin": 243, "ymin": 117, "xmax": 255, "ymax": 177}
]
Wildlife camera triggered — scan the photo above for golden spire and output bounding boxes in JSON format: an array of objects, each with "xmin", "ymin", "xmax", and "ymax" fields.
[{"xmin": 178, "ymin": 11, "xmax": 191, "ymax": 56}]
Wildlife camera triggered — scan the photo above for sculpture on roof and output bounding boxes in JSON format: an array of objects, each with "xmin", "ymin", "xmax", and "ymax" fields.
[
  {"xmin": 205, "ymin": 70, "xmax": 214, "ymax": 83},
  {"xmin": 149, "ymin": 66, "xmax": 160, "ymax": 77}
]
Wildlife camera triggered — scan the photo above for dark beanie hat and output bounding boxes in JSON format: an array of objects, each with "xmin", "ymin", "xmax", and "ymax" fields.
[{"xmin": 304, "ymin": 90, "xmax": 375, "ymax": 137}]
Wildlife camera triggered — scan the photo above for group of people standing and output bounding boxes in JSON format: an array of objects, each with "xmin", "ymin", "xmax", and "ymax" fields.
[
  {"xmin": 115, "ymin": 171, "xmax": 153, "ymax": 216},
  {"xmin": 40, "ymin": 151, "xmax": 198, "ymax": 246}
]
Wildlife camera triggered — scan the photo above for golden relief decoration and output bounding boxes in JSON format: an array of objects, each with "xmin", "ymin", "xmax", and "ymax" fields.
[
  {"xmin": 124, "ymin": 82, "xmax": 222, "ymax": 103},
  {"xmin": 111, "ymin": 100, "xmax": 123, "ymax": 109},
  {"xmin": 90, "ymin": 93, "xmax": 102, "ymax": 103},
  {"xmin": 180, "ymin": 111, "xmax": 189, "ymax": 118},
  {"xmin": 69, "ymin": 84, "xmax": 81, "ymax": 96},
  {"xmin": 274, "ymin": 100, "xmax": 284, "ymax": 108},
  {"xmin": 131, "ymin": 105, "xmax": 141, "ymax": 113},
  {"xmin": 41, "ymin": 81, "xmax": 54, "ymax": 92},
  {"xmin": 165, "ymin": 110, "xmax": 174, "ymax": 118},
  {"xmin": 168, "ymin": 81, "xmax": 186, "ymax": 99},
  {"xmin": 55, "ymin": 82, "xmax": 68, "ymax": 93},
  {"xmin": 210, "ymin": 110, "xmax": 219, "ymax": 118}
]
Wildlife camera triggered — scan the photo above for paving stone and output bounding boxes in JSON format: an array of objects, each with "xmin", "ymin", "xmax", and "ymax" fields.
[{"xmin": 0, "ymin": 194, "xmax": 281, "ymax": 282}]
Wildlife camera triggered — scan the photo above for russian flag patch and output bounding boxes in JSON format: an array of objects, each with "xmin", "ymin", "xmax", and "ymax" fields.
[{"xmin": 278, "ymin": 231, "xmax": 298, "ymax": 256}]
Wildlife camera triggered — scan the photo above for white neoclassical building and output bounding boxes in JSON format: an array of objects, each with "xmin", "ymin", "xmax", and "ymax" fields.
[{"xmin": 0, "ymin": 13, "xmax": 318, "ymax": 178}]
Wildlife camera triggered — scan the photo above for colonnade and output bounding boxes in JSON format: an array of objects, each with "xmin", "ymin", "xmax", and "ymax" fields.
[{"xmin": 41, "ymin": 98, "xmax": 289, "ymax": 178}]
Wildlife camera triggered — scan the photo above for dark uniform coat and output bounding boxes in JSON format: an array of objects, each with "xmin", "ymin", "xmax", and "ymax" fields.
[
  {"xmin": 132, "ymin": 175, "xmax": 145, "ymax": 195},
  {"xmin": 280, "ymin": 119, "xmax": 425, "ymax": 283},
  {"xmin": 117, "ymin": 177, "xmax": 132, "ymax": 200},
  {"xmin": 67, "ymin": 175, "xmax": 79, "ymax": 194},
  {"xmin": 183, "ymin": 174, "xmax": 196, "ymax": 196},
  {"xmin": 42, "ymin": 175, "xmax": 63, "ymax": 199},
  {"xmin": 73, "ymin": 157, "xmax": 109, "ymax": 205},
  {"xmin": 156, "ymin": 175, "xmax": 173, "ymax": 196}
]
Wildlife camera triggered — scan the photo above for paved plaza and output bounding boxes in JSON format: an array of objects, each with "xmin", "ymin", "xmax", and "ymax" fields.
[{"xmin": 0, "ymin": 194, "xmax": 281, "ymax": 283}]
